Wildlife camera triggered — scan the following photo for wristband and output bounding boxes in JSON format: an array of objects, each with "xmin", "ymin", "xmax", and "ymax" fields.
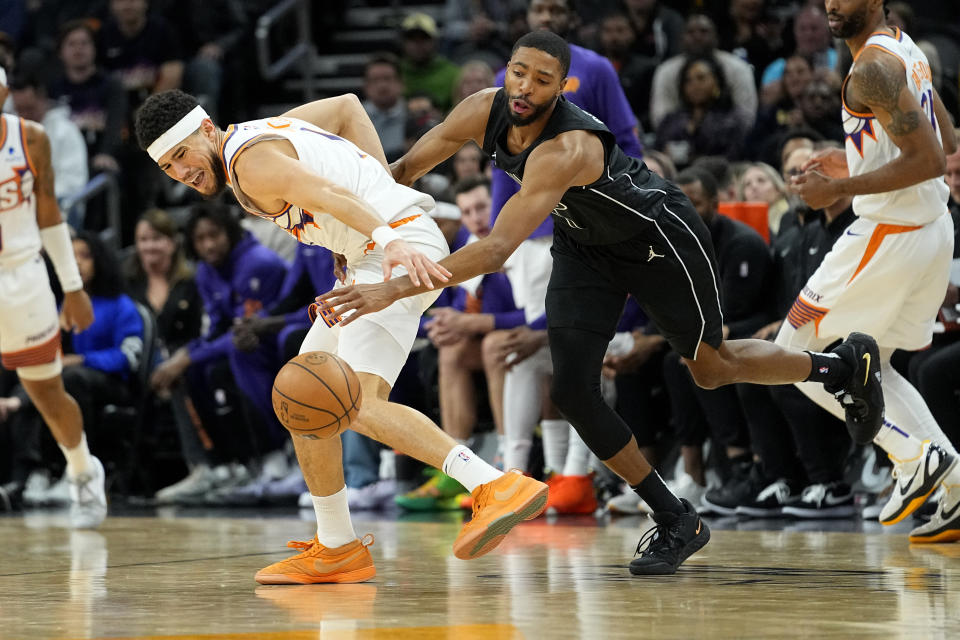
[
  {"xmin": 39, "ymin": 222, "xmax": 83, "ymax": 292},
  {"xmin": 371, "ymin": 225, "xmax": 402, "ymax": 248}
]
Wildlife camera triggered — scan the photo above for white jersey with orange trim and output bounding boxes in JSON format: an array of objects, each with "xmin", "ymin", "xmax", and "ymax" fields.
[
  {"xmin": 0, "ymin": 114, "xmax": 40, "ymax": 269},
  {"xmin": 842, "ymin": 27, "xmax": 949, "ymax": 226},
  {"xmin": 219, "ymin": 116, "xmax": 436, "ymax": 263}
]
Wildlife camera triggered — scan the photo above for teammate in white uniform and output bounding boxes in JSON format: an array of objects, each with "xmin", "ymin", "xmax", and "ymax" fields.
[
  {"xmin": 0, "ymin": 68, "xmax": 106, "ymax": 528},
  {"xmin": 782, "ymin": 0, "xmax": 960, "ymax": 541},
  {"xmin": 134, "ymin": 90, "xmax": 549, "ymax": 583}
]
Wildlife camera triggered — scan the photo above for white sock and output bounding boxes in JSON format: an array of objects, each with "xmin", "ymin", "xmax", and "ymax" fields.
[
  {"xmin": 880, "ymin": 360, "xmax": 959, "ymax": 457},
  {"xmin": 541, "ymin": 419, "xmax": 570, "ymax": 473},
  {"xmin": 874, "ymin": 421, "xmax": 924, "ymax": 462},
  {"xmin": 562, "ymin": 426, "xmax": 592, "ymax": 476},
  {"xmin": 504, "ymin": 438, "xmax": 533, "ymax": 473},
  {"xmin": 312, "ymin": 487, "xmax": 358, "ymax": 548},
  {"xmin": 59, "ymin": 432, "xmax": 92, "ymax": 478},
  {"xmin": 496, "ymin": 433, "xmax": 506, "ymax": 458},
  {"xmin": 443, "ymin": 445, "xmax": 502, "ymax": 492}
]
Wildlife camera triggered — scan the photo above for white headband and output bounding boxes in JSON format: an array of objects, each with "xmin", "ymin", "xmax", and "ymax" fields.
[
  {"xmin": 0, "ymin": 67, "xmax": 6, "ymax": 88},
  {"xmin": 147, "ymin": 105, "xmax": 210, "ymax": 162}
]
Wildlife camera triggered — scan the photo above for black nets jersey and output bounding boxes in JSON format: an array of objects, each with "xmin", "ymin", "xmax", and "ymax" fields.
[{"xmin": 482, "ymin": 88, "xmax": 672, "ymax": 245}]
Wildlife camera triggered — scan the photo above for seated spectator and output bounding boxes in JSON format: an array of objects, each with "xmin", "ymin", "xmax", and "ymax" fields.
[
  {"xmin": 665, "ymin": 169, "xmax": 772, "ymax": 513},
  {"xmin": 123, "ymin": 209, "xmax": 208, "ymax": 503},
  {"xmin": 451, "ymin": 142, "xmax": 487, "ymax": 183},
  {"xmin": 598, "ymin": 8, "xmax": 658, "ymax": 131},
  {"xmin": 149, "ymin": 203, "xmax": 289, "ymax": 502},
  {"xmin": 453, "ymin": 59, "xmax": 495, "ymax": 106},
  {"xmin": 49, "ymin": 20, "xmax": 128, "ymax": 176},
  {"xmin": 761, "ymin": 6, "xmax": 836, "ymax": 88},
  {"xmin": 795, "ymin": 77, "xmax": 845, "ymax": 145},
  {"xmin": 399, "ymin": 13, "xmax": 460, "ymax": 114},
  {"xmin": 442, "ymin": 0, "xmax": 511, "ymax": 68},
  {"xmin": 362, "ymin": 53, "xmax": 406, "ymax": 163},
  {"xmin": 624, "ymin": 0, "xmax": 684, "ymax": 62},
  {"xmin": 10, "ymin": 72, "xmax": 88, "ymax": 212},
  {"xmin": 11, "ymin": 231, "xmax": 144, "ymax": 495},
  {"xmin": 643, "ymin": 148, "xmax": 677, "ymax": 181},
  {"xmin": 738, "ymin": 162, "xmax": 791, "ymax": 238},
  {"xmin": 712, "ymin": 0, "xmax": 783, "ymax": 84},
  {"xmin": 650, "ymin": 13, "xmax": 757, "ymax": 131},
  {"xmin": 655, "ymin": 55, "xmax": 750, "ymax": 168},
  {"xmin": 158, "ymin": 0, "xmax": 247, "ymax": 122}
]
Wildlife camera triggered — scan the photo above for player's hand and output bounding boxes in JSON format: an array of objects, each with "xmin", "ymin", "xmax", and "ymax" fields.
[
  {"xmin": 382, "ymin": 239, "xmax": 451, "ymax": 289},
  {"xmin": 315, "ymin": 282, "xmax": 398, "ymax": 327},
  {"xmin": 61, "ymin": 353, "xmax": 84, "ymax": 368},
  {"xmin": 333, "ymin": 253, "xmax": 348, "ymax": 283},
  {"xmin": 790, "ymin": 170, "xmax": 840, "ymax": 210},
  {"xmin": 801, "ymin": 148, "xmax": 849, "ymax": 180},
  {"xmin": 60, "ymin": 290, "xmax": 94, "ymax": 333}
]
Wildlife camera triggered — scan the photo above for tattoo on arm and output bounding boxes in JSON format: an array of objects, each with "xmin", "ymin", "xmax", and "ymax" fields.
[{"xmin": 854, "ymin": 60, "xmax": 920, "ymax": 136}]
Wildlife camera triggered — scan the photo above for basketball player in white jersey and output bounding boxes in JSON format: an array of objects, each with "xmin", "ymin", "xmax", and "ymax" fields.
[
  {"xmin": 135, "ymin": 90, "xmax": 550, "ymax": 584},
  {"xmin": 0, "ymin": 67, "xmax": 106, "ymax": 528},
  {"xmin": 784, "ymin": 0, "xmax": 960, "ymax": 542}
]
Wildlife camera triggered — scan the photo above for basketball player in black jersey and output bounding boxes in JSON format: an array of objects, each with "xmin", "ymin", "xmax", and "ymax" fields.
[{"xmin": 318, "ymin": 31, "xmax": 884, "ymax": 575}]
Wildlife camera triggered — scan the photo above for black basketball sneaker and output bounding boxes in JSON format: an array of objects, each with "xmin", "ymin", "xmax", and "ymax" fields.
[
  {"xmin": 629, "ymin": 499, "xmax": 710, "ymax": 576},
  {"xmin": 825, "ymin": 332, "xmax": 884, "ymax": 445}
]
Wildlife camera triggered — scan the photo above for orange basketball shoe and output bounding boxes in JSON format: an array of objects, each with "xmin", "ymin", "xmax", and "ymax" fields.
[
  {"xmin": 255, "ymin": 534, "xmax": 376, "ymax": 584},
  {"xmin": 452, "ymin": 470, "xmax": 548, "ymax": 560},
  {"xmin": 545, "ymin": 474, "xmax": 598, "ymax": 515}
]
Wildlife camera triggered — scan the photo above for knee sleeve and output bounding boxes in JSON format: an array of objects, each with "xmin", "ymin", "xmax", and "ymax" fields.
[
  {"xmin": 16, "ymin": 354, "xmax": 62, "ymax": 381},
  {"xmin": 548, "ymin": 327, "xmax": 633, "ymax": 460}
]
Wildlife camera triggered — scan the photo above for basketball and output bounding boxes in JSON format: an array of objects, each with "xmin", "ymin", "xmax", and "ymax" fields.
[{"xmin": 271, "ymin": 351, "xmax": 362, "ymax": 439}]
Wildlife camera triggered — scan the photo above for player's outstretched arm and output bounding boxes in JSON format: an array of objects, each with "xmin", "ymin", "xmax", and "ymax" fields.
[
  {"xmin": 318, "ymin": 133, "xmax": 599, "ymax": 324},
  {"xmin": 390, "ymin": 89, "xmax": 496, "ymax": 186},
  {"xmin": 24, "ymin": 121, "xmax": 94, "ymax": 332},
  {"xmin": 283, "ymin": 94, "xmax": 390, "ymax": 170}
]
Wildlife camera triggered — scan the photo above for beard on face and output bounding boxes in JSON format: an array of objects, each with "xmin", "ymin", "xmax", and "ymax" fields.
[
  {"xmin": 504, "ymin": 94, "xmax": 556, "ymax": 126},
  {"xmin": 829, "ymin": 6, "xmax": 868, "ymax": 39},
  {"xmin": 203, "ymin": 147, "xmax": 229, "ymax": 199}
]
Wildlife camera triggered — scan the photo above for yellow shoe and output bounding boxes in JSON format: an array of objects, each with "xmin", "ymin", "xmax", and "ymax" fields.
[
  {"xmin": 255, "ymin": 534, "xmax": 376, "ymax": 584},
  {"xmin": 452, "ymin": 470, "xmax": 548, "ymax": 560}
]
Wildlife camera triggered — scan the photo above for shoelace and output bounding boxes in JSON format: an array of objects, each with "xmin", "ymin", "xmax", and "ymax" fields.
[
  {"xmin": 470, "ymin": 484, "xmax": 488, "ymax": 521},
  {"xmin": 835, "ymin": 391, "xmax": 868, "ymax": 421},
  {"xmin": 800, "ymin": 483, "xmax": 828, "ymax": 504},
  {"xmin": 634, "ymin": 521, "xmax": 680, "ymax": 558},
  {"xmin": 284, "ymin": 534, "xmax": 375, "ymax": 557},
  {"xmin": 757, "ymin": 480, "xmax": 791, "ymax": 503}
]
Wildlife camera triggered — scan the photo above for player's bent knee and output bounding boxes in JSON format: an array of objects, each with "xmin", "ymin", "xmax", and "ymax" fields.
[{"xmin": 685, "ymin": 359, "xmax": 727, "ymax": 390}]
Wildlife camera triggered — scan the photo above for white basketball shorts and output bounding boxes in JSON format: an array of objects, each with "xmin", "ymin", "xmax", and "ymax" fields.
[
  {"xmin": 785, "ymin": 213, "xmax": 953, "ymax": 351},
  {"xmin": 299, "ymin": 208, "xmax": 447, "ymax": 387},
  {"xmin": 0, "ymin": 253, "xmax": 62, "ymax": 373}
]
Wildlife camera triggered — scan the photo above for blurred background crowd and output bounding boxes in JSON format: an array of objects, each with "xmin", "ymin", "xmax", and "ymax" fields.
[{"xmin": 0, "ymin": 0, "xmax": 959, "ymax": 526}]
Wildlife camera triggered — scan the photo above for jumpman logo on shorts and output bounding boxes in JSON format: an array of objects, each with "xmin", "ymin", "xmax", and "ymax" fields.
[{"xmin": 648, "ymin": 246, "xmax": 665, "ymax": 262}]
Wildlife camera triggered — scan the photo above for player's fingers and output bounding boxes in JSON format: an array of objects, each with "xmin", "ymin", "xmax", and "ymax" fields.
[
  {"xmin": 415, "ymin": 257, "xmax": 434, "ymax": 290},
  {"xmin": 404, "ymin": 258, "xmax": 421, "ymax": 287},
  {"xmin": 425, "ymin": 259, "xmax": 450, "ymax": 283}
]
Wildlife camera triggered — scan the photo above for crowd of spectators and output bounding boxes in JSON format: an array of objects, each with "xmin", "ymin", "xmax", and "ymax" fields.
[{"xmin": 1, "ymin": 0, "xmax": 959, "ymax": 524}]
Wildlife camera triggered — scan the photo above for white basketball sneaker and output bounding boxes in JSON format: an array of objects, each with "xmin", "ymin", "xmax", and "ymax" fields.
[
  {"xmin": 69, "ymin": 456, "xmax": 107, "ymax": 529},
  {"xmin": 909, "ymin": 484, "xmax": 960, "ymax": 543},
  {"xmin": 879, "ymin": 441, "xmax": 957, "ymax": 525}
]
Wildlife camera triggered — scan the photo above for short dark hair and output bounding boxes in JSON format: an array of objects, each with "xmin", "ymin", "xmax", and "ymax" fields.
[
  {"xmin": 75, "ymin": 231, "xmax": 124, "ymax": 298},
  {"xmin": 58, "ymin": 18, "xmax": 97, "ymax": 51},
  {"xmin": 676, "ymin": 168, "xmax": 718, "ymax": 200},
  {"xmin": 691, "ymin": 156, "xmax": 731, "ymax": 192},
  {"xmin": 365, "ymin": 51, "xmax": 400, "ymax": 77},
  {"xmin": 511, "ymin": 31, "xmax": 571, "ymax": 78},
  {"xmin": 135, "ymin": 89, "xmax": 201, "ymax": 151},
  {"xmin": 183, "ymin": 202, "xmax": 244, "ymax": 261},
  {"xmin": 8, "ymin": 69, "xmax": 45, "ymax": 94},
  {"xmin": 453, "ymin": 174, "xmax": 491, "ymax": 198}
]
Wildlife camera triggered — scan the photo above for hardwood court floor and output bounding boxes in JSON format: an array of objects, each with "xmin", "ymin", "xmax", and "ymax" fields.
[{"xmin": 1, "ymin": 510, "xmax": 957, "ymax": 639}]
